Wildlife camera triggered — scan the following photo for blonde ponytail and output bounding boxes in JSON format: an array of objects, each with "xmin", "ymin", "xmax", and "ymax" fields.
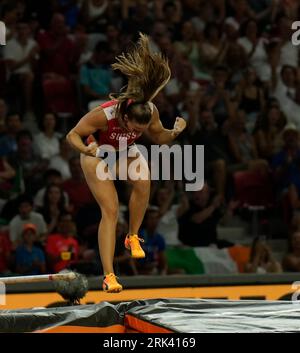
[{"xmin": 110, "ymin": 33, "xmax": 171, "ymax": 121}]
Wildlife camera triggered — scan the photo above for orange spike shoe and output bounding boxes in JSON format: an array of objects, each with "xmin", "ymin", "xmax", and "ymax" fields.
[
  {"xmin": 102, "ymin": 273, "xmax": 123, "ymax": 293},
  {"xmin": 124, "ymin": 234, "xmax": 145, "ymax": 258}
]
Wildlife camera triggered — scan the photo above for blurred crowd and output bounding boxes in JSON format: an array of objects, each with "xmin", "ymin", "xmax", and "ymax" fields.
[{"xmin": 1, "ymin": 0, "xmax": 300, "ymax": 277}]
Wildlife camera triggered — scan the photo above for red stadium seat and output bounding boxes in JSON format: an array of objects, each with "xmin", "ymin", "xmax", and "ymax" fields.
[
  {"xmin": 233, "ymin": 170, "xmax": 274, "ymax": 207},
  {"xmin": 233, "ymin": 170, "xmax": 275, "ymax": 237}
]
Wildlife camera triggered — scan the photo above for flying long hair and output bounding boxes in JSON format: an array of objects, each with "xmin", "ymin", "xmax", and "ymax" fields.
[{"xmin": 110, "ymin": 33, "xmax": 171, "ymax": 124}]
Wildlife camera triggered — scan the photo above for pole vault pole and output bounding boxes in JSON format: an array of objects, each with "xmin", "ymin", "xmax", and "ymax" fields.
[{"xmin": 0, "ymin": 272, "xmax": 76, "ymax": 285}]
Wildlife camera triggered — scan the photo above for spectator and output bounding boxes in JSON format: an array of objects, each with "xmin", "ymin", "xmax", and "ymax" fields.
[
  {"xmin": 4, "ymin": 21, "xmax": 39, "ymax": 118},
  {"xmin": 9, "ymin": 195, "xmax": 47, "ymax": 248},
  {"xmin": 0, "ymin": 156, "xmax": 16, "ymax": 203},
  {"xmin": 174, "ymin": 21, "xmax": 203, "ymax": 80},
  {"xmin": 235, "ymin": 67, "xmax": 266, "ymax": 132},
  {"xmin": 178, "ymin": 183, "xmax": 223, "ymax": 247},
  {"xmin": 37, "ymin": 12, "xmax": 78, "ymax": 117},
  {"xmin": 122, "ymin": 0, "xmax": 153, "ymax": 39},
  {"xmin": 154, "ymin": 182, "xmax": 189, "ymax": 248},
  {"xmin": 275, "ymin": 0, "xmax": 300, "ymax": 21},
  {"xmin": 248, "ymin": 0, "xmax": 277, "ymax": 21},
  {"xmin": 1, "ymin": 2, "xmax": 19, "ymax": 41},
  {"xmin": 159, "ymin": 0, "xmax": 182, "ymax": 40},
  {"xmin": 49, "ymin": 138, "xmax": 72, "ymax": 180},
  {"xmin": 201, "ymin": 22, "xmax": 227, "ymax": 77},
  {"xmin": 0, "ymin": 113, "xmax": 22, "ymax": 157},
  {"xmin": 138, "ymin": 207, "xmax": 168, "ymax": 275},
  {"xmin": 227, "ymin": 0, "xmax": 257, "ymax": 24},
  {"xmin": 205, "ymin": 65, "xmax": 234, "ymax": 128},
  {"xmin": 15, "ymin": 223, "xmax": 46, "ymax": 275},
  {"xmin": 38, "ymin": 184, "xmax": 68, "ymax": 234},
  {"xmin": 80, "ymin": 0, "xmax": 110, "ymax": 33},
  {"xmin": 276, "ymin": 16, "xmax": 299, "ymax": 69},
  {"xmin": 34, "ymin": 113, "xmax": 61, "ymax": 160},
  {"xmin": 156, "ymin": 34, "xmax": 182, "ymax": 77},
  {"xmin": 34, "ymin": 169, "xmax": 70, "ymax": 209},
  {"xmin": 282, "ymin": 230, "xmax": 300, "ymax": 272},
  {"xmin": 55, "ymin": 0, "xmax": 80, "ymax": 29},
  {"xmin": 79, "ymin": 41, "xmax": 114, "ymax": 106},
  {"xmin": 164, "ymin": 59, "xmax": 201, "ymax": 109},
  {"xmin": 254, "ymin": 104, "xmax": 286, "ymax": 160},
  {"xmin": 271, "ymin": 123, "xmax": 300, "ymax": 193},
  {"xmin": 45, "ymin": 212, "xmax": 79, "ymax": 273},
  {"xmin": 149, "ymin": 21, "xmax": 169, "ymax": 52},
  {"xmin": 62, "ymin": 156, "xmax": 94, "ymax": 215},
  {"xmin": 244, "ymin": 237, "xmax": 282, "ymax": 273},
  {"xmin": 227, "ymin": 111, "xmax": 269, "ymax": 174},
  {"xmin": 271, "ymin": 62, "xmax": 300, "ymax": 128},
  {"xmin": 105, "ymin": 23, "xmax": 124, "ymax": 56},
  {"xmin": 37, "ymin": 13, "xmax": 75, "ymax": 78},
  {"xmin": 210, "ymin": 0, "xmax": 226, "ymax": 24},
  {"xmin": 237, "ymin": 19, "xmax": 271, "ymax": 83},
  {"xmin": 223, "ymin": 17, "xmax": 240, "ymax": 43},
  {"xmin": 8, "ymin": 130, "xmax": 49, "ymax": 193},
  {"xmin": 188, "ymin": 108, "xmax": 229, "ymax": 198},
  {"xmin": 222, "ymin": 43, "xmax": 248, "ymax": 86},
  {"xmin": 73, "ymin": 32, "xmax": 92, "ymax": 67}
]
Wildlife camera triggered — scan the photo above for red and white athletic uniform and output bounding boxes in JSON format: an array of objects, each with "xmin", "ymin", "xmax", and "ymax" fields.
[{"xmin": 92, "ymin": 100, "xmax": 154, "ymax": 151}]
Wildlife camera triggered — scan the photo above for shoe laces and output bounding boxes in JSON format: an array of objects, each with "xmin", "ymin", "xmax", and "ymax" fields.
[
  {"xmin": 104, "ymin": 273, "xmax": 119, "ymax": 283},
  {"xmin": 128, "ymin": 234, "xmax": 144, "ymax": 250}
]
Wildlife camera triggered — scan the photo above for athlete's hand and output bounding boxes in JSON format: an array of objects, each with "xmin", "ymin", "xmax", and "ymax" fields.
[
  {"xmin": 172, "ymin": 117, "xmax": 186, "ymax": 138},
  {"xmin": 85, "ymin": 142, "xmax": 98, "ymax": 157}
]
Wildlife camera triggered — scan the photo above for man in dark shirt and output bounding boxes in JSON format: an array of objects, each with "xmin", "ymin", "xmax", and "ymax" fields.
[
  {"xmin": 188, "ymin": 109, "xmax": 230, "ymax": 198},
  {"xmin": 179, "ymin": 183, "xmax": 223, "ymax": 247}
]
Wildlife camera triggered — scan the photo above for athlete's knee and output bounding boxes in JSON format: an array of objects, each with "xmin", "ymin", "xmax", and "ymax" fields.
[{"xmin": 100, "ymin": 203, "xmax": 119, "ymax": 220}]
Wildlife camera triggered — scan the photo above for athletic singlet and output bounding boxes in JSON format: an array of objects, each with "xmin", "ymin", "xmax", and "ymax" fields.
[{"xmin": 95, "ymin": 100, "xmax": 154, "ymax": 150}]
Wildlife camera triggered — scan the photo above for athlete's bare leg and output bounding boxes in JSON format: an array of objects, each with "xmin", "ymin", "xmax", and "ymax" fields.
[
  {"xmin": 124, "ymin": 150, "xmax": 151, "ymax": 235},
  {"xmin": 80, "ymin": 154, "xmax": 119, "ymax": 275},
  {"xmin": 128, "ymin": 178, "xmax": 150, "ymax": 235}
]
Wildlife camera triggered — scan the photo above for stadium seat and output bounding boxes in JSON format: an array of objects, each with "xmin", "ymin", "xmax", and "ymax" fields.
[
  {"xmin": 233, "ymin": 170, "xmax": 275, "ymax": 237},
  {"xmin": 233, "ymin": 170, "xmax": 274, "ymax": 207}
]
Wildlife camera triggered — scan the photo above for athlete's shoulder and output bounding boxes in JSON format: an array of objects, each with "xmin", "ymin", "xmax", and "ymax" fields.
[
  {"xmin": 100, "ymin": 99, "xmax": 118, "ymax": 109},
  {"xmin": 101, "ymin": 99, "xmax": 118, "ymax": 121}
]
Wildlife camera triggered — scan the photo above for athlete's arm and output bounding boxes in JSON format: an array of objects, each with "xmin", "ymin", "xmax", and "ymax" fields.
[
  {"xmin": 146, "ymin": 105, "xmax": 186, "ymax": 145},
  {"xmin": 66, "ymin": 106, "xmax": 107, "ymax": 156}
]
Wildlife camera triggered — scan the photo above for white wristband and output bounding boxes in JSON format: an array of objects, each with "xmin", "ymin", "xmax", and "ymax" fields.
[{"xmin": 95, "ymin": 146, "xmax": 102, "ymax": 158}]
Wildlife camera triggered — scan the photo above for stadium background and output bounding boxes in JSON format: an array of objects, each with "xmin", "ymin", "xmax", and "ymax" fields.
[{"xmin": 1, "ymin": 0, "xmax": 300, "ymax": 306}]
